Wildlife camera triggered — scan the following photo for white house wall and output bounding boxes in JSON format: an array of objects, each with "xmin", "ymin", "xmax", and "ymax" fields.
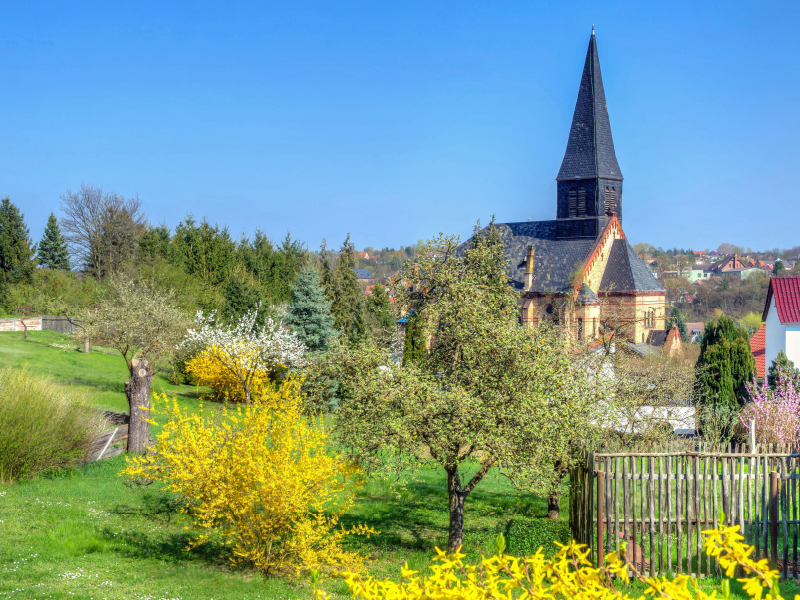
[
  {"xmin": 787, "ymin": 325, "xmax": 800, "ymax": 367},
  {"xmin": 765, "ymin": 294, "xmax": 790, "ymax": 368}
]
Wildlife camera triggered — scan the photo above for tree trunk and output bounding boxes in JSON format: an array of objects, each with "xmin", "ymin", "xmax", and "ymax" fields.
[
  {"xmin": 447, "ymin": 467, "xmax": 467, "ymax": 553},
  {"xmin": 547, "ymin": 491, "xmax": 561, "ymax": 520},
  {"xmin": 83, "ymin": 338, "xmax": 90, "ymax": 353},
  {"xmin": 125, "ymin": 358, "xmax": 153, "ymax": 453}
]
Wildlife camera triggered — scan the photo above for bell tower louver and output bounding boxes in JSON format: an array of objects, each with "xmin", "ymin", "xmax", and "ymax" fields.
[{"xmin": 556, "ymin": 26, "xmax": 624, "ymax": 221}]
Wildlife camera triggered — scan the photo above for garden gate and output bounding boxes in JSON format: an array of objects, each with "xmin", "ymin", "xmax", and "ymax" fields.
[{"xmin": 569, "ymin": 442, "xmax": 800, "ymax": 579}]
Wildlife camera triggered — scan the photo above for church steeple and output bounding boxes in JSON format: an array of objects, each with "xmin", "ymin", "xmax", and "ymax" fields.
[{"xmin": 556, "ymin": 28, "xmax": 624, "ymax": 221}]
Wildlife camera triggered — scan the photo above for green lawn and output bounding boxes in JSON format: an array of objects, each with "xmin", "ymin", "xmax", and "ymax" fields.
[{"xmin": 0, "ymin": 331, "xmax": 790, "ymax": 599}]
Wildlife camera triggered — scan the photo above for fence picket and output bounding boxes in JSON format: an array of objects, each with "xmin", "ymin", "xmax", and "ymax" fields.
[{"xmin": 677, "ymin": 454, "xmax": 683, "ymax": 574}]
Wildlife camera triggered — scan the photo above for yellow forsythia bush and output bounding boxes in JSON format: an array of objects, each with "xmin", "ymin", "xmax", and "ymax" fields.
[
  {"xmin": 185, "ymin": 346, "xmax": 275, "ymax": 403},
  {"xmin": 324, "ymin": 524, "xmax": 790, "ymax": 600},
  {"xmin": 123, "ymin": 377, "xmax": 374, "ymax": 575}
]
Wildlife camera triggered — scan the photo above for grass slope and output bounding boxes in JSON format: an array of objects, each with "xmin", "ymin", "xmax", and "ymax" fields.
[{"xmin": 0, "ymin": 331, "xmax": 786, "ymax": 599}]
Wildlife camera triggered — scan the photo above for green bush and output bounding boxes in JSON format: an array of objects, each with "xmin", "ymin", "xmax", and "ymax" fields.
[
  {"xmin": 0, "ymin": 368, "xmax": 105, "ymax": 482},
  {"xmin": 494, "ymin": 517, "xmax": 571, "ymax": 558}
]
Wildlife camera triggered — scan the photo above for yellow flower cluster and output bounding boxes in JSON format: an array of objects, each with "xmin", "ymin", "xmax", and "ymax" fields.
[
  {"xmin": 320, "ymin": 525, "xmax": 790, "ymax": 600},
  {"xmin": 122, "ymin": 378, "xmax": 375, "ymax": 575},
  {"xmin": 185, "ymin": 345, "xmax": 277, "ymax": 403}
]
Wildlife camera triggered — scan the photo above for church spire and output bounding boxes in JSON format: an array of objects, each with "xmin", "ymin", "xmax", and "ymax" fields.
[{"xmin": 556, "ymin": 28, "xmax": 624, "ymax": 221}]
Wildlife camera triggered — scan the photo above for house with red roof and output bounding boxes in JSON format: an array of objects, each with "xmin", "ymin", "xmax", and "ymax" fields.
[
  {"xmin": 750, "ymin": 324, "xmax": 766, "ymax": 379},
  {"xmin": 762, "ymin": 276, "xmax": 800, "ymax": 371}
]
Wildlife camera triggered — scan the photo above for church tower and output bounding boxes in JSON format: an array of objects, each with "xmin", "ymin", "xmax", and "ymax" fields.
[{"xmin": 556, "ymin": 27, "xmax": 624, "ymax": 222}]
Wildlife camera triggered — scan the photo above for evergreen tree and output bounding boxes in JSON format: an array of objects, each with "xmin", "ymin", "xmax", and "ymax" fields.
[
  {"xmin": 696, "ymin": 314, "xmax": 755, "ymax": 406},
  {"xmin": 326, "ymin": 235, "xmax": 366, "ymax": 345},
  {"xmin": 773, "ymin": 260, "xmax": 785, "ymax": 276},
  {"xmin": 286, "ymin": 264, "xmax": 337, "ymax": 353},
  {"xmin": 37, "ymin": 212, "xmax": 70, "ymax": 270},
  {"xmin": 368, "ymin": 283, "xmax": 394, "ymax": 330},
  {"xmin": 221, "ymin": 270, "xmax": 265, "ymax": 328},
  {"xmin": 767, "ymin": 350, "xmax": 800, "ymax": 388},
  {"xmin": 665, "ymin": 307, "xmax": 689, "ymax": 343},
  {"xmin": 401, "ymin": 312, "xmax": 426, "ymax": 366},
  {"xmin": 0, "ymin": 198, "xmax": 35, "ymax": 303}
]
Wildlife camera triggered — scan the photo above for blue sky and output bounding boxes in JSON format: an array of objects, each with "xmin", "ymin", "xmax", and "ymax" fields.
[{"xmin": 1, "ymin": 1, "xmax": 798, "ymax": 253}]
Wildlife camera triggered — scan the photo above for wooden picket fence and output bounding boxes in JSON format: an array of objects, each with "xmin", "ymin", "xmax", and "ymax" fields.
[{"xmin": 569, "ymin": 441, "xmax": 800, "ymax": 579}]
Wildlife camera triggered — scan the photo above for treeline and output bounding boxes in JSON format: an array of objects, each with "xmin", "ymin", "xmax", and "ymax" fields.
[{"xmin": 0, "ymin": 186, "xmax": 394, "ymax": 346}]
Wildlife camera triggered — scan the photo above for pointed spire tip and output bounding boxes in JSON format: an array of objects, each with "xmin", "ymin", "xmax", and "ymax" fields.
[{"xmin": 592, "ymin": 23, "xmax": 595, "ymax": 36}]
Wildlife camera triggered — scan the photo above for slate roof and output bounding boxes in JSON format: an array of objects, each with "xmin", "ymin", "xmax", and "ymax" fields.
[
  {"xmin": 763, "ymin": 276, "xmax": 800, "ymax": 323},
  {"xmin": 465, "ymin": 221, "xmax": 663, "ymax": 296},
  {"xmin": 599, "ymin": 240, "xmax": 665, "ymax": 293},
  {"xmin": 353, "ymin": 268, "xmax": 374, "ymax": 279},
  {"xmin": 751, "ymin": 324, "xmax": 766, "ymax": 379},
  {"xmin": 557, "ymin": 29, "xmax": 623, "ymax": 182}
]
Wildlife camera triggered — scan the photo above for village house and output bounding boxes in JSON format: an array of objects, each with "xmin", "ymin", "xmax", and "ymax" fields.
[{"xmin": 760, "ymin": 276, "xmax": 800, "ymax": 371}]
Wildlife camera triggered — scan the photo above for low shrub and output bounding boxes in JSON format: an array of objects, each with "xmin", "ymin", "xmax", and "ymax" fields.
[
  {"xmin": 122, "ymin": 377, "xmax": 374, "ymax": 575},
  {"xmin": 329, "ymin": 524, "xmax": 784, "ymax": 600},
  {"xmin": 0, "ymin": 368, "xmax": 105, "ymax": 482},
  {"xmin": 494, "ymin": 517, "xmax": 570, "ymax": 558}
]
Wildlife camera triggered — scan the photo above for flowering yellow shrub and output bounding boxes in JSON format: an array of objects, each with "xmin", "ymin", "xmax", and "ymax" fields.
[
  {"xmin": 185, "ymin": 346, "xmax": 276, "ymax": 403},
  {"xmin": 320, "ymin": 524, "xmax": 789, "ymax": 600},
  {"xmin": 122, "ymin": 378, "xmax": 374, "ymax": 575}
]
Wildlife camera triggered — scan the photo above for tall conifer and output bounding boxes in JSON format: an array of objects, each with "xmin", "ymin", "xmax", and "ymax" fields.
[
  {"xmin": 0, "ymin": 198, "xmax": 35, "ymax": 303},
  {"xmin": 37, "ymin": 212, "xmax": 71, "ymax": 270},
  {"xmin": 327, "ymin": 235, "xmax": 366, "ymax": 344},
  {"xmin": 286, "ymin": 264, "xmax": 337, "ymax": 353},
  {"xmin": 696, "ymin": 314, "xmax": 755, "ymax": 406}
]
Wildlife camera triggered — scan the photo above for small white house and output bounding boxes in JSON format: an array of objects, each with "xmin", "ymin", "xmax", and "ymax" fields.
[{"xmin": 762, "ymin": 276, "xmax": 800, "ymax": 369}]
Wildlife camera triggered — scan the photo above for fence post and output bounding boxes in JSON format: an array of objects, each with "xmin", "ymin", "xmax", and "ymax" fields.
[
  {"xmin": 771, "ymin": 469, "xmax": 779, "ymax": 568},
  {"xmin": 597, "ymin": 468, "xmax": 604, "ymax": 567}
]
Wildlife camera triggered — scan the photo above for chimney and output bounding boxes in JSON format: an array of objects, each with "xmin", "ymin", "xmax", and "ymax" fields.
[{"xmin": 524, "ymin": 245, "xmax": 535, "ymax": 290}]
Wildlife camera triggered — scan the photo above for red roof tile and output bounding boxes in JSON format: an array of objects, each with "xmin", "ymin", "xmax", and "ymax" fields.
[
  {"xmin": 751, "ymin": 324, "xmax": 766, "ymax": 379},
  {"xmin": 763, "ymin": 276, "xmax": 800, "ymax": 323}
]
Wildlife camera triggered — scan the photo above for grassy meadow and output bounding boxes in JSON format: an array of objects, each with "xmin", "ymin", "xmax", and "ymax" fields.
[{"xmin": 0, "ymin": 330, "xmax": 792, "ymax": 600}]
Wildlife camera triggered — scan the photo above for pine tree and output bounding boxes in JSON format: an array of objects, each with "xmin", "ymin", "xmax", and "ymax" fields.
[
  {"xmin": 767, "ymin": 350, "xmax": 800, "ymax": 389},
  {"xmin": 0, "ymin": 198, "xmax": 35, "ymax": 304},
  {"xmin": 327, "ymin": 234, "xmax": 366, "ymax": 345},
  {"xmin": 37, "ymin": 212, "xmax": 70, "ymax": 270},
  {"xmin": 696, "ymin": 314, "xmax": 756, "ymax": 406},
  {"xmin": 665, "ymin": 307, "xmax": 689, "ymax": 343},
  {"xmin": 773, "ymin": 260, "xmax": 785, "ymax": 276},
  {"xmin": 286, "ymin": 264, "xmax": 337, "ymax": 353}
]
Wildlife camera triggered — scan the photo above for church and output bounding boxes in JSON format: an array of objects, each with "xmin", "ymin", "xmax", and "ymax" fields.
[{"xmin": 475, "ymin": 28, "xmax": 665, "ymax": 344}]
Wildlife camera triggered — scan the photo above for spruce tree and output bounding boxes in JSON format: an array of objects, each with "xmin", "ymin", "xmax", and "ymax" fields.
[
  {"xmin": 696, "ymin": 314, "xmax": 755, "ymax": 406},
  {"xmin": 368, "ymin": 283, "xmax": 394, "ymax": 329},
  {"xmin": 286, "ymin": 264, "xmax": 337, "ymax": 353},
  {"xmin": 37, "ymin": 212, "xmax": 70, "ymax": 270},
  {"xmin": 665, "ymin": 307, "xmax": 689, "ymax": 343},
  {"xmin": 327, "ymin": 235, "xmax": 366, "ymax": 345},
  {"xmin": 0, "ymin": 198, "xmax": 35, "ymax": 303},
  {"xmin": 767, "ymin": 350, "xmax": 800, "ymax": 388}
]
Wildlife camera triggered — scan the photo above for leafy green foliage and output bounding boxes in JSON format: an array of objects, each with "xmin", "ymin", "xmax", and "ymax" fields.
[
  {"xmin": 0, "ymin": 197, "xmax": 35, "ymax": 305},
  {"xmin": 696, "ymin": 315, "xmax": 755, "ymax": 406},
  {"xmin": 494, "ymin": 518, "xmax": 571, "ymax": 558},
  {"xmin": 773, "ymin": 260, "xmax": 785, "ymax": 276},
  {"xmin": 286, "ymin": 264, "xmax": 338, "ymax": 353},
  {"xmin": 367, "ymin": 283, "xmax": 394, "ymax": 330},
  {"xmin": 37, "ymin": 213, "xmax": 71, "ymax": 271}
]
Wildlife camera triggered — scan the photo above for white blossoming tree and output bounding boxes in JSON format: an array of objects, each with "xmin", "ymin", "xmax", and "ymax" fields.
[{"xmin": 184, "ymin": 307, "xmax": 307, "ymax": 405}]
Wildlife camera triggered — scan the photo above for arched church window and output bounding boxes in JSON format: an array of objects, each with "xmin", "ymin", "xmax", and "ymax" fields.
[
  {"xmin": 568, "ymin": 189, "xmax": 577, "ymax": 217},
  {"xmin": 577, "ymin": 187, "xmax": 587, "ymax": 217}
]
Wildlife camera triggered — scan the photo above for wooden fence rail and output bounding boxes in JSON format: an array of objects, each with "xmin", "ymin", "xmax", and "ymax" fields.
[{"xmin": 570, "ymin": 441, "xmax": 800, "ymax": 580}]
